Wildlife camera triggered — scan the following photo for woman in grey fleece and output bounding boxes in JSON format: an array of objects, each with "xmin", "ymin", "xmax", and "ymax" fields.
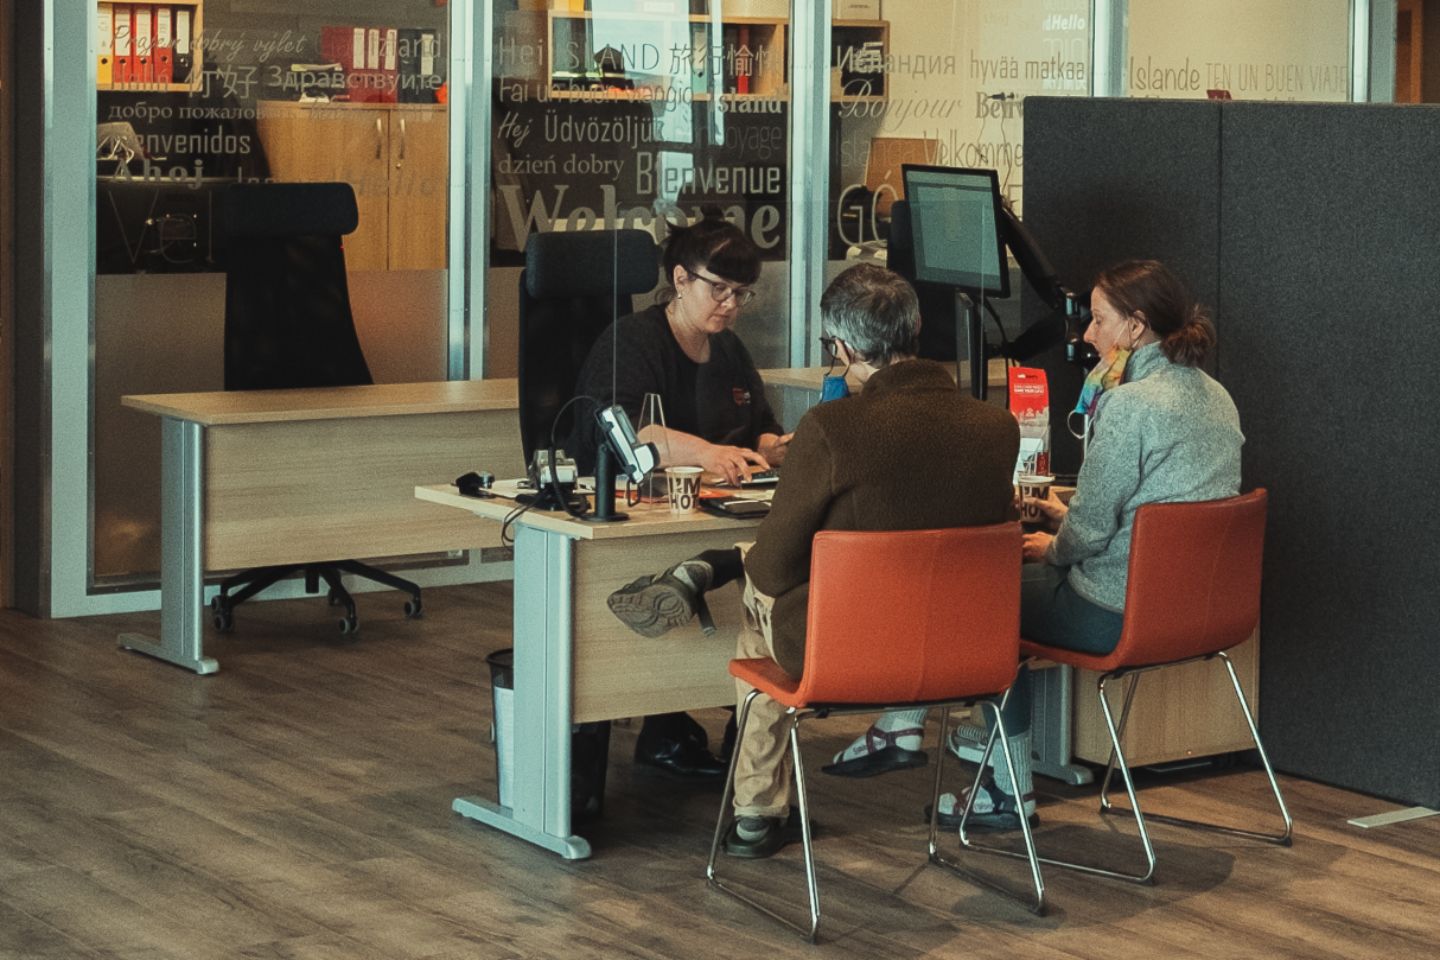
[{"xmin": 940, "ymin": 258, "xmax": 1245, "ymax": 828}]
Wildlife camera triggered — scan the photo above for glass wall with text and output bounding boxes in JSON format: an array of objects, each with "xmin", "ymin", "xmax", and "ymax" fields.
[
  {"xmin": 487, "ymin": 0, "xmax": 793, "ymax": 380},
  {"xmin": 94, "ymin": 0, "xmax": 452, "ymax": 585}
]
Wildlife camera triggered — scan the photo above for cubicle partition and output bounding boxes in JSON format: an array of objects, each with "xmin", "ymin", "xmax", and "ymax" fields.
[{"xmin": 1024, "ymin": 97, "xmax": 1440, "ymax": 808}]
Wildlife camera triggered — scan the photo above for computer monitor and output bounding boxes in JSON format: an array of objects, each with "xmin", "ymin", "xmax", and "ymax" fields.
[{"xmin": 901, "ymin": 164, "xmax": 1010, "ymax": 299}]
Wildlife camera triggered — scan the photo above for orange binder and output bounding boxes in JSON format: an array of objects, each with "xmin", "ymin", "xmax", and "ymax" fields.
[
  {"xmin": 98, "ymin": 3, "xmax": 115, "ymax": 85},
  {"xmin": 154, "ymin": 7, "xmax": 174, "ymax": 84},
  {"xmin": 113, "ymin": 4, "xmax": 133, "ymax": 84},
  {"xmin": 133, "ymin": 5, "xmax": 153, "ymax": 85}
]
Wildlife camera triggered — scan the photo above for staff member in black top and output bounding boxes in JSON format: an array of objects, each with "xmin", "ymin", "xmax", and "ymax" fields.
[
  {"xmin": 573, "ymin": 215, "xmax": 790, "ymax": 778},
  {"xmin": 574, "ymin": 215, "xmax": 791, "ymax": 483}
]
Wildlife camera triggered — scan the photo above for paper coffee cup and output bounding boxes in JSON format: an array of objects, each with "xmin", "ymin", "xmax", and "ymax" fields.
[
  {"xmin": 1018, "ymin": 474, "xmax": 1055, "ymax": 524},
  {"xmin": 666, "ymin": 466, "xmax": 703, "ymax": 514}
]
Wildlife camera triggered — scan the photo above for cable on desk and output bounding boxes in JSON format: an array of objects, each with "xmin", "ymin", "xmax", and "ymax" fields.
[{"xmin": 500, "ymin": 499, "xmax": 537, "ymax": 548}]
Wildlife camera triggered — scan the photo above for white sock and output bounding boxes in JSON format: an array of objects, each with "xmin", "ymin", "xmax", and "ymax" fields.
[
  {"xmin": 671, "ymin": 560, "xmax": 712, "ymax": 594},
  {"xmin": 832, "ymin": 708, "xmax": 928, "ymax": 763},
  {"xmin": 992, "ymin": 728, "xmax": 1034, "ymax": 802}
]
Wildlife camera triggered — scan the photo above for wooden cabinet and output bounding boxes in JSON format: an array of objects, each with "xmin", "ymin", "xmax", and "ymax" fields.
[
  {"xmin": 1071, "ymin": 630, "xmax": 1262, "ymax": 767},
  {"xmin": 256, "ymin": 101, "xmax": 448, "ymax": 272}
]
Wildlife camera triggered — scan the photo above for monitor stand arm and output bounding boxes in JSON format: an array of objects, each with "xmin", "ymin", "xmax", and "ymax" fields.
[{"xmin": 955, "ymin": 289, "xmax": 987, "ymax": 401}]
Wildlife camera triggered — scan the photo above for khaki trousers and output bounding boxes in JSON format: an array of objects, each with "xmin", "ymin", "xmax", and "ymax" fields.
[{"xmin": 732, "ymin": 542, "xmax": 793, "ymax": 820}]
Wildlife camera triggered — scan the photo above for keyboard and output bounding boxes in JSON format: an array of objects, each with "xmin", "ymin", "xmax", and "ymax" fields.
[{"xmin": 738, "ymin": 469, "xmax": 780, "ymax": 487}]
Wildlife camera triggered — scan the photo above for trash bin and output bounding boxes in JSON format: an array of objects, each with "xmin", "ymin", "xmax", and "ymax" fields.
[
  {"xmin": 486, "ymin": 648, "xmax": 611, "ymax": 821},
  {"xmin": 486, "ymin": 649, "xmax": 516, "ymax": 808}
]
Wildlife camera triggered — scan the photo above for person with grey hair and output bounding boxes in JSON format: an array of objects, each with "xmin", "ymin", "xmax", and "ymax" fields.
[{"xmin": 607, "ymin": 262, "xmax": 1019, "ymax": 858}]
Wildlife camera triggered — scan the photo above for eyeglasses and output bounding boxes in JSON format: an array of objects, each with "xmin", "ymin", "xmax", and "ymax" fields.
[
  {"xmin": 818, "ymin": 336, "xmax": 841, "ymax": 362},
  {"xmin": 687, "ymin": 271, "xmax": 756, "ymax": 307}
]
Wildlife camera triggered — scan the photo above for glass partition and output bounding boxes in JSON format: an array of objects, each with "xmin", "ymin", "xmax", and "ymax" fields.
[
  {"xmin": 487, "ymin": 0, "xmax": 793, "ymax": 383},
  {"xmin": 94, "ymin": 0, "xmax": 452, "ymax": 585},
  {"xmin": 826, "ymin": 0, "xmax": 1093, "ymax": 358},
  {"xmin": 1127, "ymin": 0, "xmax": 1353, "ymax": 101}
]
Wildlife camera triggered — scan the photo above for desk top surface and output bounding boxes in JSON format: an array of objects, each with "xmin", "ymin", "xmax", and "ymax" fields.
[
  {"xmin": 122, "ymin": 380, "xmax": 520, "ymax": 426},
  {"xmin": 415, "ymin": 484, "xmax": 764, "ymax": 541}
]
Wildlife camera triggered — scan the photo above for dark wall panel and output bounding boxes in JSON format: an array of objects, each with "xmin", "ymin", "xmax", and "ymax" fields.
[
  {"xmin": 1024, "ymin": 97, "xmax": 1440, "ymax": 808},
  {"xmin": 1220, "ymin": 102, "xmax": 1440, "ymax": 807},
  {"xmin": 1023, "ymin": 98, "xmax": 1222, "ymax": 477}
]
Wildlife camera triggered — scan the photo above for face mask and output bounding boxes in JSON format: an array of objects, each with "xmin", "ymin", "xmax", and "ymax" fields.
[
  {"xmin": 820, "ymin": 373, "xmax": 850, "ymax": 403},
  {"xmin": 1072, "ymin": 345, "xmax": 1131, "ymax": 419}
]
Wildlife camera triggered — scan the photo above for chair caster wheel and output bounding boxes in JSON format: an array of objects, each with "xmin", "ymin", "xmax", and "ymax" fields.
[
  {"xmin": 213, "ymin": 610, "xmax": 234, "ymax": 632},
  {"xmin": 210, "ymin": 595, "xmax": 224, "ymax": 613},
  {"xmin": 339, "ymin": 615, "xmax": 358, "ymax": 636},
  {"xmin": 404, "ymin": 597, "xmax": 422, "ymax": 619}
]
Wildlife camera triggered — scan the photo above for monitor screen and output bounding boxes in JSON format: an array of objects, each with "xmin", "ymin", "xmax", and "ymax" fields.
[{"xmin": 901, "ymin": 165, "xmax": 1009, "ymax": 298}]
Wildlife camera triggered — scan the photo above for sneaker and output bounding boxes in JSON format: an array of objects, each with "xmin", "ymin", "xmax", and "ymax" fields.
[
  {"xmin": 607, "ymin": 561, "xmax": 714, "ymax": 638},
  {"xmin": 924, "ymin": 783, "xmax": 1038, "ymax": 833}
]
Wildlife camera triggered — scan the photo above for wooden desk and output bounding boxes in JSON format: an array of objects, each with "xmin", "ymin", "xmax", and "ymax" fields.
[
  {"xmin": 118, "ymin": 381, "xmax": 526, "ymax": 674},
  {"xmin": 417, "ymin": 484, "xmax": 762, "ymax": 859}
]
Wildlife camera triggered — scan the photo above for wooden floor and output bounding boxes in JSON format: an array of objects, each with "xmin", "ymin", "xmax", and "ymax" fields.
[{"xmin": 2, "ymin": 583, "xmax": 1437, "ymax": 960}]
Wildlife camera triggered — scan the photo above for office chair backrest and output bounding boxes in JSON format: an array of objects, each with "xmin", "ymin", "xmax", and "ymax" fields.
[
  {"xmin": 796, "ymin": 525, "xmax": 1022, "ymax": 706},
  {"xmin": 1114, "ymin": 489, "xmax": 1268, "ymax": 668},
  {"xmin": 888, "ymin": 200, "xmax": 958, "ymax": 363},
  {"xmin": 518, "ymin": 228, "xmax": 658, "ymax": 465},
  {"xmin": 221, "ymin": 181, "xmax": 373, "ymax": 391}
]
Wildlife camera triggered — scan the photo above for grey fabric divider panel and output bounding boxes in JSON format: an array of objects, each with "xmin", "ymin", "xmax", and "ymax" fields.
[
  {"xmin": 1022, "ymin": 98, "xmax": 1222, "ymax": 477},
  {"xmin": 1221, "ymin": 102, "xmax": 1440, "ymax": 807}
]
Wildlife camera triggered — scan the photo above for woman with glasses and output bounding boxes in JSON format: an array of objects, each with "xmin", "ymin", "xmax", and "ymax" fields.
[
  {"xmin": 572, "ymin": 213, "xmax": 790, "ymax": 781},
  {"xmin": 573, "ymin": 213, "xmax": 790, "ymax": 488}
]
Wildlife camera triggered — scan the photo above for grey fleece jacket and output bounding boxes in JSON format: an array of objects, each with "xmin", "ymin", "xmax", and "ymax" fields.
[{"xmin": 1048, "ymin": 341, "xmax": 1243, "ymax": 612}]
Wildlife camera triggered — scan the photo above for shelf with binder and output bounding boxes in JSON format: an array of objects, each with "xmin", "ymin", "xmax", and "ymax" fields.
[
  {"xmin": 544, "ymin": 11, "xmax": 787, "ymax": 102},
  {"xmin": 98, "ymin": 1, "xmax": 204, "ymax": 93},
  {"xmin": 830, "ymin": 19, "xmax": 889, "ymax": 102}
]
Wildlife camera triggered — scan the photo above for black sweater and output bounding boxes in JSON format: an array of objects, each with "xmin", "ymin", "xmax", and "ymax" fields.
[{"xmin": 571, "ymin": 304, "xmax": 783, "ymax": 472}]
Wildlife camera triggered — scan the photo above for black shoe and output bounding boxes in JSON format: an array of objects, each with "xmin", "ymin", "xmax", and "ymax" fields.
[
  {"xmin": 820, "ymin": 745, "xmax": 928, "ymax": 778},
  {"xmin": 634, "ymin": 735, "xmax": 727, "ymax": 779},
  {"xmin": 607, "ymin": 563, "xmax": 715, "ymax": 638},
  {"xmin": 723, "ymin": 809, "xmax": 806, "ymax": 860}
]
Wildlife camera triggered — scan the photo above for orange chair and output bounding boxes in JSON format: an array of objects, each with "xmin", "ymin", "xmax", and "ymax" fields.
[
  {"xmin": 961, "ymin": 489, "xmax": 1292, "ymax": 884},
  {"xmin": 705, "ymin": 525, "xmax": 1044, "ymax": 942}
]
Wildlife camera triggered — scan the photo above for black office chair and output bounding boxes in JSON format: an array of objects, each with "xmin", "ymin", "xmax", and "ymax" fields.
[
  {"xmin": 888, "ymin": 199, "xmax": 960, "ymax": 363},
  {"xmin": 517, "ymin": 228, "xmax": 660, "ymax": 467},
  {"xmin": 516, "ymin": 228, "xmax": 658, "ymax": 822},
  {"xmin": 211, "ymin": 181, "xmax": 422, "ymax": 635}
]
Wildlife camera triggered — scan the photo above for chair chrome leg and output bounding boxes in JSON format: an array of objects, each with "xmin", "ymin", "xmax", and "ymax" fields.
[
  {"xmin": 706, "ymin": 689, "xmax": 756, "ymax": 882},
  {"xmin": 705, "ymin": 696, "xmax": 821, "ymax": 942},
  {"xmin": 926, "ymin": 706, "xmax": 952, "ymax": 858},
  {"xmin": 1094, "ymin": 673, "xmax": 1158, "ymax": 883},
  {"xmin": 1105, "ymin": 653, "xmax": 1294, "ymax": 846},
  {"xmin": 1098, "ymin": 672, "xmax": 1141, "ymax": 813},
  {"xmin": 789, "ymin": 716, "xmax": 821, "ymax": 942},
  {"xmin": 931, "ymin": 700, "xmax": 1046, "ymax": 915}
]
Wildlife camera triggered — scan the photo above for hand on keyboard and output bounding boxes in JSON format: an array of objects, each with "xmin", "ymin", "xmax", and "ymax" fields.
[{"xmin": 737, "ymin": 468, "xmax": 780, "ymax": 487}]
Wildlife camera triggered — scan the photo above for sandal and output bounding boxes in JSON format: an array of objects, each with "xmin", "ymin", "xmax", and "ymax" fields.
[
  {"xmin": 925, "ymin": 783, "xmax": 1038, "ymax": 832},
  {"xmin": 820, "ymin": 725, "xmax": 928, "ymax": 778}
]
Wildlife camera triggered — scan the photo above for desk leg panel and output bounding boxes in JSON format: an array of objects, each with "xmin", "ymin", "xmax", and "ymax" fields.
[
  {"xmin": 119, "ymin": 417, "xmax": 218, "ymax": 675},
  {"xmin": 453, "ymin": 524, "xmax": 588, "ymax": 858}
]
